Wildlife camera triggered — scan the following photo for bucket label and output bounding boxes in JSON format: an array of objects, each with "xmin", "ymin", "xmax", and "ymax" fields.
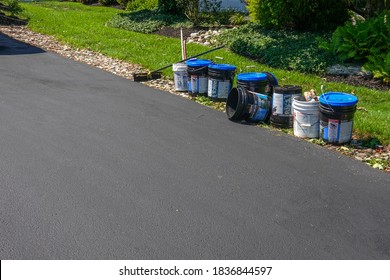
[
  {"xmin": 320, "ymin": 119, "xmax": 353, "ymax": 143},
  {"xmin": 208, "ymin": 78, "xmax": 231, "ymax": 99},
  {"xmin": 174, "ymin": 72, "xmax": 188, "ymax": 91},
  {"xmin": 191, "ymin": 75, "xmax": 208, "ymax": 94},
  {"xmin": 250, "ymin": 93, "xmax": 269, "ymax": 122},
  {"xmin": 327, "ymin": 119, "xmax": 339, "ymax": 142},
  {"xmin": 273, "ymin": 93, "xmax": 301, "ymax": 115}
]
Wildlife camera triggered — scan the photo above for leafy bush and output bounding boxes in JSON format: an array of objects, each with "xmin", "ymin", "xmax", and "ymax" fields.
[
  {"xmin": 216, "ymin": 23, "xmax": 336, "ymax": 73},
  {"xmin": 199, "ymin": 9, "xmax": 242, "ymax": 25},
  {"xmin": 126, "ymin": 0, "xmax": 158, "ymax": 11},
  {"xmin": 349, "ymin": 0, "xmax": 390, "ymax": 19},
  {"xmin": 98, "ymin": 0, "xmax": 117, "ymax": 6},
  {"xmin": 177, "ymin": 0, "xmax": 200, "ymax": 24},
  {"xmin": 229, "ymin": 13, "xmax": 248, "ymax": 25},
  {"xmin": 247, "ymin": 0, "xmax": 350, "ymax": 31},
  {"xmin": 116, "ymin": 0, "xmax": 129, "ymax": 8},
  {"xmin": 106, "ymin": 9, "xmax": 190, "ymax": 33},
  {"xmin": 323, "ymin": 11, "xmax": 390, "ymax": 82},
  {"xmin": 158, "ymin": 0, "xmax": 182, "ymax": 14},
  {"xmin": 0, "ymin": 0, "xmax": 22, "ymax": 16}
]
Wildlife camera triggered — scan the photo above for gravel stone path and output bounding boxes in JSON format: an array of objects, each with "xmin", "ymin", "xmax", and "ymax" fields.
[{"xmin": 1, "ymin": 25, "xmax": 389, "ymax": 172}]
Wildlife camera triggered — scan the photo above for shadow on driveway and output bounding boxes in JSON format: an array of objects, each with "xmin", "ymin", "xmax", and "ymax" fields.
[{"xmin": 0, "ymin": 32, "xmax": 45, "ymax": 55}]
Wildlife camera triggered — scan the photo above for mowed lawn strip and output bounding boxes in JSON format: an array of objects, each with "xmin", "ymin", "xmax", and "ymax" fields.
[{"xmin": 21, "ymin": 1, "xmax": 390, "ymax": 144}]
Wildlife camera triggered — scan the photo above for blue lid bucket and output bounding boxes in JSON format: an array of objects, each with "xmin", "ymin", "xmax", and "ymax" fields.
[
  {"xmin": 237, "ymin": 72, "xmax": 268, "ymax": 95},
  {"xmin": 237, "ymin": 72, "xmax": 278, "ymax": 96},
  {"xmin": 186, "ymin": 59, "xmax": 212, "ymax": 76},
  {"xmin": 209, "ymin": 64, "xmax": 237, "ymax": 71},
  {"xmin": 186, "ymin": 59, "xmax": 212, "ymax": 96},
  {"xmin": 208, "ymin": 64, "xmax": 236, "ymax": 100},
  {"xmin": 237, "ymin": 72, "xmax": 267, "ymax": 82},
  {"xmin": 319, "ymin": 92, "xmax": 358, "ymax": 108},
  {"xmin": 319, "ymin": 92, "xmax": 358, "ymax": 144}
]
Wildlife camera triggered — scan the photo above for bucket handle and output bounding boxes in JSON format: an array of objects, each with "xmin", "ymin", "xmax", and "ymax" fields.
[
  {"xmin": 295, "ymin": 120, "xmax": 319, "ymax": 128},
  {"xmin": 321, "ymin": 95, "xmax": 335, "ymax": 113},
  {"xmin": 189, "ymin": 65, "xmax": 209, "ymax": 74}
]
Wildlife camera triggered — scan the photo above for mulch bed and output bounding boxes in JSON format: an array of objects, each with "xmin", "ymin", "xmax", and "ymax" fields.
[{"xmin": 323, "ymin": 74, "xmax": 389, "ymax": 91}]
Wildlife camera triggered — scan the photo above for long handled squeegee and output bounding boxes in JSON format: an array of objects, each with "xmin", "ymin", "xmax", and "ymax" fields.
[{"xmin": 133, "ymin": 45, "xmax": 225, "ymax": 82}]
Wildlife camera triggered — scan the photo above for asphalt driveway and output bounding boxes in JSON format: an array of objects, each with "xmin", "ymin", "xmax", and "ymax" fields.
[{"xmin": 1, "ymin": 33, "xmax": 389, "ymax": 259}]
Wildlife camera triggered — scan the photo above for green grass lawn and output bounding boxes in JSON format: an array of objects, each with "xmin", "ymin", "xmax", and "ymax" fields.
[{"xmin": 21, "ymin": 1, "xmax": 390, "ymax": 144}]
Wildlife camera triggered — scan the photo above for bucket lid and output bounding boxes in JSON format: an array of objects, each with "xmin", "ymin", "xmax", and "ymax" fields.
[
  {"xmin": 237, "ymin": 72, "xmax": 267, "ymax": 82},
  {"xmin": 186, "ymin": 59, "xmax": 212, "ymax": 67},
  {"xmin": 319, "ymin": 92, "xmax": 358, "ymax": 107},
  {"xmin": 209, "ymin": 63, "xmax": 236, "ymax": 71}
]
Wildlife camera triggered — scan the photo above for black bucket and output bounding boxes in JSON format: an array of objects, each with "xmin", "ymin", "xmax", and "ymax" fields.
[
  {"xmin": 319, "ymin": 92, "xmax": 358, "ymax": 144},
  {"xmin": 186, "ymin": 59, "xmax": 212, "ymax": 96},
  {"xmin": 237, "ymin": 72, "xmax": 268, "ymax": 95},
  {"xmin": 270, "ymin": 114, "xmax": 294, "ymax": 128},
  {"xmin": 226, "ymin": 87, "xmax": 271, "ymax": 123},
  {"xmin": 207, "ymin": 64, "xmax": 236, "ymax": 101},
  {"xmin": 270, "ymin": 85, "xmax": 302, "ymax": 128}
]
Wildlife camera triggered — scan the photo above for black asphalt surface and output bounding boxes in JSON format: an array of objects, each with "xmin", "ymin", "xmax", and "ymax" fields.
[{"xmin": 1, "ymin": 33, "xmax": 389, "ymax": 260}]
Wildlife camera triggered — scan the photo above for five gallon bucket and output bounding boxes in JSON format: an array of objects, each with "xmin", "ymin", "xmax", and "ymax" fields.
[
  {"xmin": 237, "ymin": 72, "xmax": 268, "ymax": 95},
  {"xmin": 226, "ymin": 87, "xmax": 270, "ymax": 122},
  {"xmin": 319, "ymin": 92, "xmax": 358, "ymax": 144},
  {"xmin": 186, "ymin": 59, "xmax": 212, "ymax": 96},
  {"xmin": 208, "ymin": 64, "xmax": 236, "ymax": 101},
  {"xmin": 271, "ymin": 85, "xmax": 302, "ymax": 128},
  {"xmin": 292, "ymin": 96, "xmax": 320, "ymax": 138},
  {"xmin": 173, "ymin": 63, "xmax": 188, "ymax": 92}
]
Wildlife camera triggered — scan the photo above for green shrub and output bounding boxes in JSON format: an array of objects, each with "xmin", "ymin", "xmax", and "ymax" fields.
[
  {"xmin": 106, "ymin": 9, "xmax": 190, "ymax": 33},
  {"xmin": 126, "ymin": 0, "xmax": 158, "ymax": 11},
  {"xmin": 248, "ymin": 0, "xmax": 350, "ymax": 31},
  {"xmin": 349, "ymin": 0, "xmax": 390, "ymax": 19},
  {"xmin": 323, "ymin": 11, "xmax": 390, "ymax": 82},
  {"xmin": 366, "ymin": 51, "xmax": 390, "ymax": 83},
  {"xmin": 177, "ymin": 0, "xmax": 200, "ymax": 24},
  {"xmin": 158, "ymin": 0, "xmax": 181, "ymax": 14},
  {"xmin": 246, "ymin": 0, "xmax": 258, "ymax": 22},
  {"xmin": 98, "ymin": 0, "xmax": 117, "ymax": 6},
  {"xmin": 199, "ymin": 9, "xmax": 241, "ymax": 25},
  {"xmin": 116, "ymin": 0, "xmax": 129, "ymax": 8},
  {"xmin": 229, "ymin": 13, "xmax": 248, "ymax": 26},
  {"xmin": 216, "ymin": 23, "xmax": 336, "ymax": 73},
  {"xmin": 0, "ymin": 0, "xmax": 23, "ymax": 16}
]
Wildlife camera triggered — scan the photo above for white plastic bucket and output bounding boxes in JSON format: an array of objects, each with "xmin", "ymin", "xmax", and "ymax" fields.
[
  {"xmin": 173, "ymin": 63, "xmax": 188, "ymax": 92},
  {"xmin": 292, "ymin": 96, "xmax": 320, "ymax": 138}
]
